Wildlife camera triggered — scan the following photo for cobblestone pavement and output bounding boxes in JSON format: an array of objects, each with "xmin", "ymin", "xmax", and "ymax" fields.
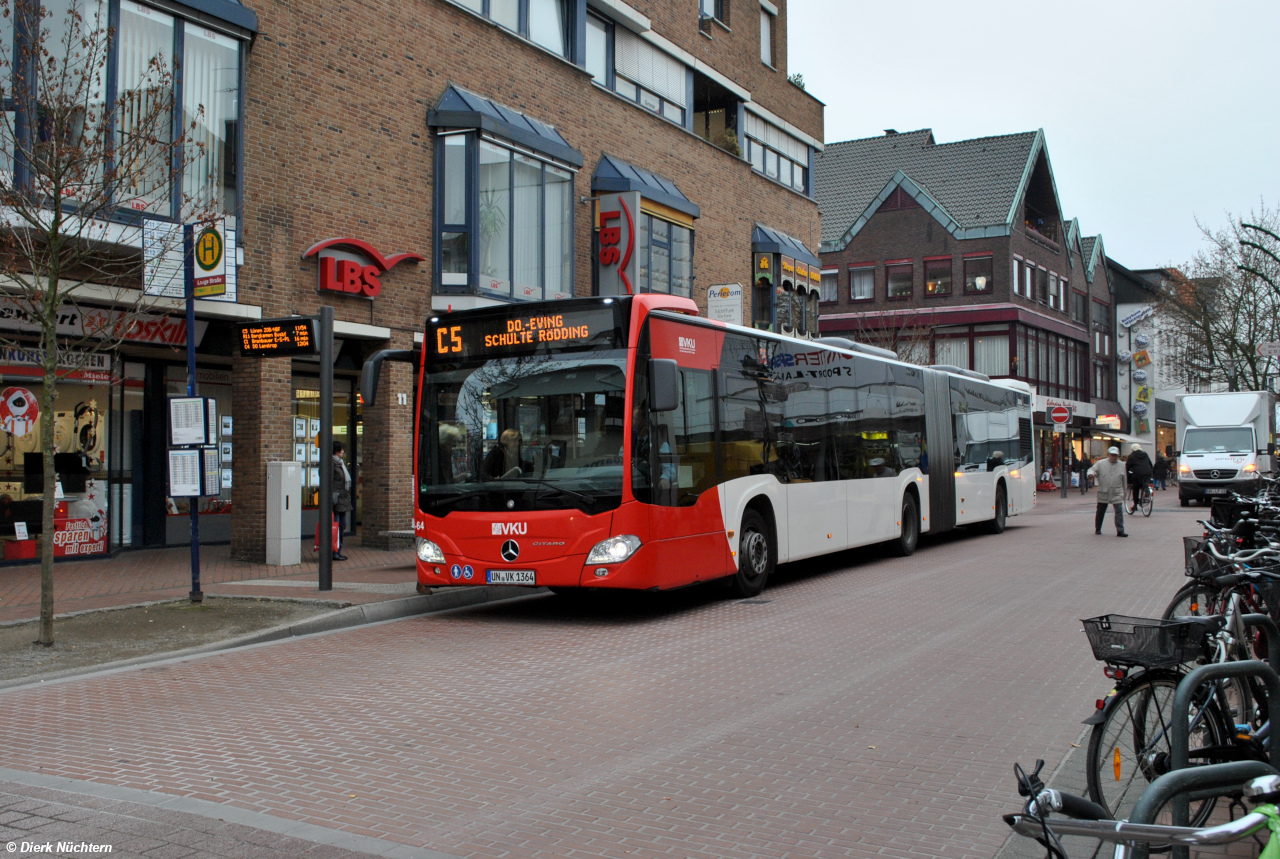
[
  {"xmin": 0, "ymin": 536, "xmax": 417, "ymax": 623},
  {"xmin": 0, "ymin": 490, "xmax": 1212, "ymax": 858}
]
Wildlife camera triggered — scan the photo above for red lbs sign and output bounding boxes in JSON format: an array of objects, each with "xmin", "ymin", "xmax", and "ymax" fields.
[
  {"xmin": 596, "ymin": 191, "xmax": 639, "ymax": 296},
  {"xmin": 303, "ymin": 238, "xmax": 425, "ymax": 299}
]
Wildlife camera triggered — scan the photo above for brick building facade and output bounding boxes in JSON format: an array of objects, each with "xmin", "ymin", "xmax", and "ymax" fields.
[
  {"xmin": 812, "ymin": 128, "xmax": 1118, "ymax": 473},
  {"xmin": 0, "ymin": 0, "xmax": 824, "ymax": 562}
]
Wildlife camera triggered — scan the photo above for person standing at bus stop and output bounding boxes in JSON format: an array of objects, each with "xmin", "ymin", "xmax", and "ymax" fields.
[
  {"xmin": 331, "ymin": 440, "xmax": 352, "ymax": 561},
  {"xmin": 1088, "ymin": 446, "xmax": 1128, "ymax": 537}
]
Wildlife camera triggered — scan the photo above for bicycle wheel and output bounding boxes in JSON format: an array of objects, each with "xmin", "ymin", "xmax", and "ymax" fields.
[
  {"xmin": 1086, "ymin": 670, "xmax": 1231, "ymax": 825},
  {"xmin": 1161, "ymin": 582, "xmax": 1222, "ymax": 619},
  {"xmin": 1140, "ymin": 486, "xmax": 1153, "ymax": 517},
  {"xmin": 1126, "ymin": 494, "xmax": 1138, "ymax": 515}
]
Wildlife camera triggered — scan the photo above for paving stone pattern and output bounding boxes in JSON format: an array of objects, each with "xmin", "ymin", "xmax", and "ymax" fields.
[
  {"xmin": 0, "ymin": 778, "xmax": 393, "ymax": 858},
  {"xmin": 0, "ymin": 494, "xmax": 1221, "ymax": 858}
]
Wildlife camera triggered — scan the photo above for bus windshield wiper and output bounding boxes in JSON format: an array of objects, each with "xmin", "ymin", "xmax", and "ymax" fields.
[{"xmin": 505, "ymin": 477, "xmax": 598, "ymax": 507}]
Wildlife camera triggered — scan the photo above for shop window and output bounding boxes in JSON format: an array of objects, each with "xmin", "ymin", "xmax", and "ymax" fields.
[
  {"xmin": 964, "ymin": 256, "xmax": 993, "ymax": 293},
  {"xmin": 8, "ymin": 0, "xmax": 246, "ymax": 223},
  {"xmin": 435, "ymin": 132, "xmax": 575, "ymax": 301},
  {"xmin": 820, "ymin": 270, "xmax": 837, "ymax": 303},
  {"xmin": 849, "ymin": 266, "xmax": 873, "ymax": 301},
  {"xmin": 291, "ymin": 379, "xmax": 356, "ymax": 515},
  {"xmin": 634, "ymin": 213, "xmax": 693, "ymax": 298},
  {"xmin": 886, "ymin": 263, "xmax": 912, "ymax": 299},
  {"xmin": 924, "ymin": 258, "xmax": 951, "ymax": 296}
]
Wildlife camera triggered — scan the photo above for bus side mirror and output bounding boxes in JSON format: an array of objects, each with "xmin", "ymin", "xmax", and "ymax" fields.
[{"xmin": 649, "ymin": 359, "xmax": 679, "ymax": 412}]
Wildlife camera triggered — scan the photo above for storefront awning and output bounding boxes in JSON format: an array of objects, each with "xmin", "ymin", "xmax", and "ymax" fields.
[
  {"xmin": 751, "ymin": 224, "xmax": 821, "ymax": 270},
  {"xmin": 591, "ymin": 155, "xmax": 700, "ymax": 219},
  {"xmin": 428, "ymin": 85, "xmax": 583, "ymax": 168}
]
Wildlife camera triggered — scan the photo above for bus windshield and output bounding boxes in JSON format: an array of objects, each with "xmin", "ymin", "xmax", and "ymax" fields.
[
  {"xmin": 1183, "ymin": 426, "xmax": 1255, "ymax": 454},
  {"xmin": 420, "ymin": 350, "xmax": 629, "ymax": 515}
]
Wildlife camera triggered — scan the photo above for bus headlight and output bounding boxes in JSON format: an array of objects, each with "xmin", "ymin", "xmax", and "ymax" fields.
[
  {"xmin": 586, "ymin": 535, "xmax": 642, "ymax": 564},
  {"xmin": 416, "ymin": 538, "xmax": 445, "ymax": 564}
]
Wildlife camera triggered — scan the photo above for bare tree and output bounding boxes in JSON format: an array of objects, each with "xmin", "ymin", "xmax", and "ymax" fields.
[
  {"xmin": 1159, "ymin": 203, "xmax": 1280, "ymax": 393},
  {"xmin": 836, "ymin": 309, "xmax": 937, "ymax": 366},
  {"xmin": 0, "ymin": 0, "xmax": 217, "ymax": 645}
]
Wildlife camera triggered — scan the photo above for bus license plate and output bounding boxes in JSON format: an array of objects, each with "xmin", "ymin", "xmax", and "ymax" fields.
[{"xmin": 486, "ymin": 569, "xmax": 536, "ymax": 585}]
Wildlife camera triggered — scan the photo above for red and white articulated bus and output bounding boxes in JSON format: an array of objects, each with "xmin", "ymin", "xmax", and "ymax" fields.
[{"xmin": 364, "ymin": 294, "xmax": 1034, "ymax": 598}]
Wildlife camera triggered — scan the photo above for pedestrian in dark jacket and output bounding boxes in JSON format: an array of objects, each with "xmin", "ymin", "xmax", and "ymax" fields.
[
  {"xmin": 1153, "ymin": 452, "xmax": 1169, "ymax": 490},
  {"xmin": 1078, "ymin": 453, "xmax": 1092, "ymax": 495},
  {"xmin": 331, "ymin": 441, "xmax": 352, "ymax": 560},
  {"xmin": 1125, "ymin": 443, "xmax": 1154, "ymax": 510}
]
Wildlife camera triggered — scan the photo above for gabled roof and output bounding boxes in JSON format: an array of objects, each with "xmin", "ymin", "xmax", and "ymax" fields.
[
  {"xmin": 428, "ymin": 84, "xmax": 583, "ymax": 168},
  {"xmin": 1081, "ymin": 236, "xmax": 1106, "ymax": 283},
  {"xmin": 592, "ymin": 155, "xmax": 699, "ymax": 219},
  {"xmin": 752, "ymin": 224, "xmax": 821, "ymax": 269},
  {"xmin": 1064, "ymin": 218, "xmax": 1083, "ymax": 268},
  {"xmin": 815, "ymin": 128, "xmax": 1060, "ymax": 252}
]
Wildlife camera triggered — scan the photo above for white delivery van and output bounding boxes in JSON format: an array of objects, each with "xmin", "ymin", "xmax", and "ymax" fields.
[{"xmin": 1175, "ymin": 391, "xmax": 1277, "ymax": 506}]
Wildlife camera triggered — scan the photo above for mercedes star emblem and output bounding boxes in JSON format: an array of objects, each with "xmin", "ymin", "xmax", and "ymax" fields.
[
  {"xmin": 507, "ymin": 499, "xmax": 515, "ymax": 509},
  {"xmin": 501, "ymin": 540, "xmax": 520, "ymax": 562},
  {"xmin": 1210, "ymin": 470, "xmax": 1221, "ymax": 479}
]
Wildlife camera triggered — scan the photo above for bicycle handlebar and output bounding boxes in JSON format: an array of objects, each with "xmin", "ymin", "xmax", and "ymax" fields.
[{"xmin": 1003, "ymin": 809, "xmax": 1270, "ymax": 848}]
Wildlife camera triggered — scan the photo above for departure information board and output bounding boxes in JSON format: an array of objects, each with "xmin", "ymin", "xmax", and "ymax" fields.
[
  {"xmin": 238, "ymin": 318, "xmax": 318, "ymax": 356},
  {"xmin": 425, "ymin": 301, "xmax": 625, "ymax": 361}
]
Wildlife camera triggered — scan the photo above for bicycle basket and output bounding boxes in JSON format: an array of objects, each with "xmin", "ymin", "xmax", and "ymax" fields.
[{"xmin": 1081, "ymin": 615, "xmax": 1213, "ymax": 668}]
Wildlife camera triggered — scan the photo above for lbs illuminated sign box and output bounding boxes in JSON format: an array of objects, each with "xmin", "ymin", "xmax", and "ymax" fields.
[
  {"xmin": 427, "ymin": 304, "xmax": 624, "ymax": 360},
  {"xmin": 238, "ymin": 318, "xmax": 319, "ymax": 357}
]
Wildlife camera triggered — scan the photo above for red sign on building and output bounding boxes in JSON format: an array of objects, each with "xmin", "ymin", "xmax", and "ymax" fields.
[{"xmin": 303, "ymin": 238, "xmax": 424, "ymax": 299}]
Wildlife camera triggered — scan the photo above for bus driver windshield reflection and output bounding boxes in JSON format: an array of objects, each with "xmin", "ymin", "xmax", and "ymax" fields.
[{"xmin": 422, "ymin": 351, "xmax": 629, "ymax": 514}]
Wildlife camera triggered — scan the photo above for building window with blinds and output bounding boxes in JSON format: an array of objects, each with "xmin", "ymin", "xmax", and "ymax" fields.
[
  {"xmin": 849, "ymin": 266, "xmax": 873, "ymax": 301},
  {"xmin": 613, "ymin": 28, "xmax": 688, "ymax": 125},
  {"xmin": 743, "ymin": 112, "xmax": 809, "ymax": 195},
  {"xmin": 453, "ymin": 0, "xmax": 570, "ymax": 58},
  {"xmin": 820, "ymin": 270, "xmax": 837, "ymax": 303}
]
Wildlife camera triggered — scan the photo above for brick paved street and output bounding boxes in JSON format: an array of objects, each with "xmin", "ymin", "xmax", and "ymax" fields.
[{"xmin": 0, "ymin": 490, "xmax": 1215, "ymax": 858}]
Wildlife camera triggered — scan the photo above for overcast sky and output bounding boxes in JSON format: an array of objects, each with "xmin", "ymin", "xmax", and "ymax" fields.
[{"xmin": 788, "ymin": 1, "xmax": 1279, "ymax": 269}]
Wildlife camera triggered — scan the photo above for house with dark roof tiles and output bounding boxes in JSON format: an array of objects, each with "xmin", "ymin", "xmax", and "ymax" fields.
[{"xmin": 813, "ymin": 128, "xmax": 1118, "ymax": 444}]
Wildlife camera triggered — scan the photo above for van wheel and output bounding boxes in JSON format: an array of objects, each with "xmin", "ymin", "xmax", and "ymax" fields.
[
  {"xmin": 1180, "ymin": 497, "xmax": 1190, "ymax": 508},
  {"xmin": 983, "ymin": 485, "xmax": 1008, "ymax": 534},
  {"xmin": 891, "ymin": 493, "xmax": 920, "ymax": 557},
  {"xmin": 728, "ymin": 509, "xmax": 773, "ymax": 598}
]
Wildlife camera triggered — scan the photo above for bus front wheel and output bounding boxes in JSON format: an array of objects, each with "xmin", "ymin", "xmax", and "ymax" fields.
[
  {"xmin": 983, "ymin": 485, "xmax": 1007, "ymax": 534},
  {"xmin": 890, "ymin": 493, "xmax": 919, "ymax": 557},
  {"xmin": 729, "ymin": 509, "xmax": 773, "ymax": 598}
]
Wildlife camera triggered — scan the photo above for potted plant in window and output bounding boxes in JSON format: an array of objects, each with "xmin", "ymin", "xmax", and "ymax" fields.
[{"xmin": 479, "ymin": 188, "xmax": 506, "ymax": 282}]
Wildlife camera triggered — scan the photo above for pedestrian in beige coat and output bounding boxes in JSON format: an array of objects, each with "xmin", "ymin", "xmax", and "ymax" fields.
[{"xmin": 1088, "ymin": 446, "xmax": 1128, "ymax": 537}]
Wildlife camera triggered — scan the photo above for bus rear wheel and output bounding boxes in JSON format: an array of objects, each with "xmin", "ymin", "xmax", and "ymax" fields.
[
  {"xmin": 890, "ymin": 493, "xmax": 919, "ymax": 557},
  {"xmin": 729, "ymin": 509, "xmax": 773, "ymax": 598}
]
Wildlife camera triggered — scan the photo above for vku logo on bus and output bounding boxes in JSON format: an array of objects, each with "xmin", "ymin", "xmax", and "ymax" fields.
[
  {"xmin": 492, "ymin": 522, "xmax": 528, "ymax": 536},
  {"xmin": 678, "ymin": 337, "xmax": 696, "ymax": 354}
]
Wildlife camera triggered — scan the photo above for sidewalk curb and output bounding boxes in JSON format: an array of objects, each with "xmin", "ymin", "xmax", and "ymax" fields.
[{"xmin": 0, "ymin": 585, "xmax": 541, "ymax": 693}]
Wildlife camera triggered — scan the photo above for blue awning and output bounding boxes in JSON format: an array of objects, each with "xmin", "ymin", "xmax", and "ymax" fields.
[
  {"xmin": 427, "ymin": 85, "xmax": 583, "ymax": 168},
  {"xmin": 752, "ymin": 224, "xmax": 821, "ymax": 269},
  {"xmin": 591, "ymin": 154, "xmax": 700, "ymax": 219}
]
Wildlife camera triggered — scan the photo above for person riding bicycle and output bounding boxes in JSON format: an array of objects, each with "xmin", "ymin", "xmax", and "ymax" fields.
[{"xmin": 1125, "ymin": 443, "xmax": 1153, "ymax": 510}]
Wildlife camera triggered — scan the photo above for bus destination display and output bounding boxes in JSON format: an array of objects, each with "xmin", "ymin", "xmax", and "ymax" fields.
[
  {"xmin": 238, "ymin": 318, "xmax": 318, "ymax": 357},
  {"xmin": 429, "ymin": 306, "xmax": 620, "ymax": 359}
]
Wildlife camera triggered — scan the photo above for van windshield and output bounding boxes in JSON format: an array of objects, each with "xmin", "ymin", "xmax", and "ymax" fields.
[{"xmin": 1183, "ymin": 427, "xmax": 1254, "ymax": 454}]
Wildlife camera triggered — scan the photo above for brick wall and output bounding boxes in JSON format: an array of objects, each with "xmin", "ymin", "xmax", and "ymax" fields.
[{"xmin": 229, "ymin": 0, "xmax": 821, "ymax": 560}]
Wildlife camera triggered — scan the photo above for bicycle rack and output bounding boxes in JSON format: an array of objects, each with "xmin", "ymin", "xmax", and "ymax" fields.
[
  {"xmin": 1126, "ymin": 760, "xmax": 1279, "ymax": 859},
  {"xmin": 1161, "ymin": 658, "xmax": 1280, "ymax": 859},
  {"xmin": 1244, "ymin": 613, "xmax": 1280, "ymax": 667}
]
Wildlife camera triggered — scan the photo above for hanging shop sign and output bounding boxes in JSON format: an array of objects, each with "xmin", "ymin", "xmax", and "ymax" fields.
[
  {"xmin": 706, "ymin": 284, "xmax": 744, "ymax": 326},
  {"xmin": 1132, "ymin": 400, "xmax": 1149, "ymax": 416},
  {"xmin": 1117, "ymin": 350, "xmax": 1132, "ymax": 364},
  {"xmin": 1135, "ymin": 385, "xmax": 1152, "ymax": 403},
  {"xmin": 1133, "ymin": 349, "xmax": 1152, "ymax": 368},
  {"xmin": 1132, "ymin": 369, "xmax": 1149, "ymax": 384},
  {"xmin": 1120, "ymin": 305, "xmax": 1154, "ymax": 328},
  {"xmin": 303, "ymin": 238, "xmax": 425, "ymax": 299},
  {"xmin": 1133, "ymin": 333, "xmax": 1151, "ymax": 348},
  {"xmin": 595, "ymin": 192, "xmax": 640, "ymax": 296}
]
